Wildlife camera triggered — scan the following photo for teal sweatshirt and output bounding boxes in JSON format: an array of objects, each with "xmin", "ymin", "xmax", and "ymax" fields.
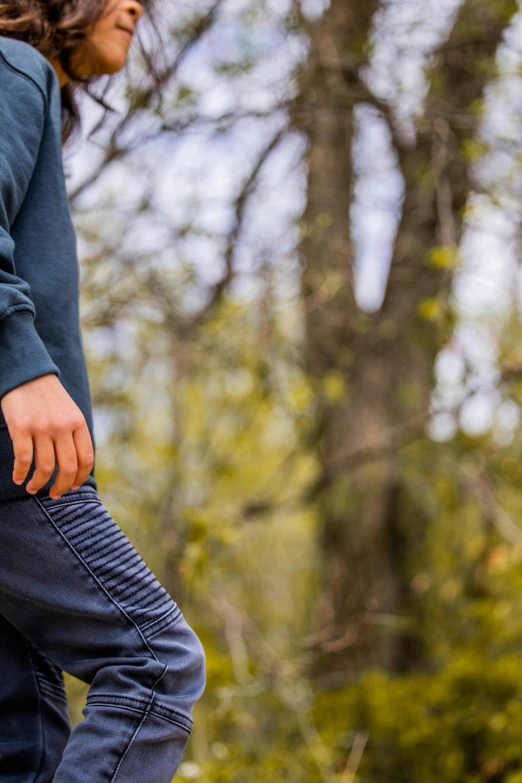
[{"xmin": 0, "ymin": 36, "xmax": 97, "ymax": 499}]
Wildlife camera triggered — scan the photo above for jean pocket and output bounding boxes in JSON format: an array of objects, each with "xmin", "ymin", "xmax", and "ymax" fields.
[{"xmin": 35, "ymin": 494, "xmax": 180, "ymax": 639}]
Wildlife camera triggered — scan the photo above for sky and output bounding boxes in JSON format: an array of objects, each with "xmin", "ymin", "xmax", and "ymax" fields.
[
  {"xmin": 66, "ymin": 0, "xmax": 522, "ymax": 443},
  {"xmin": 351, "ymin": 0, "xmax": 522, "ymax": 442}
]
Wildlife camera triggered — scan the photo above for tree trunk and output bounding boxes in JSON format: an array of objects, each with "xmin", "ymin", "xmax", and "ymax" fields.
[{"xmin": 292, "ymin": 0, "xmax": 517, "ymax": 684}]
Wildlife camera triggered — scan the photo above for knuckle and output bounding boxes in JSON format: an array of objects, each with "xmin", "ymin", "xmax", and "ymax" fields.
[
  {"xmin": 79, "ymin": 452, "xmax": 95, "ymax": 467},
  {"xmin": 32, "ymin": 420, "xmax": 51, "ymax": 436},
  {"xmin": 13, "ymin": 421, "xmax": 31, "ymax": 436},
  {"xmin": 51, "ymin": 419, "xmax": 70, "ymax": 434},
  {"xmin": 38, "ymin": 461, "xmax": 55, "ymax": 474}
]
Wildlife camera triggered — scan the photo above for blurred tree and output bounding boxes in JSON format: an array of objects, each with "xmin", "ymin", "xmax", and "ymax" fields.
[
  {"xmin": 62, "ymin": 0, "xmax": 522, "ymax": 778},
  {"xmin": 292, "ymin": 0, "xmax": 518, "ymax": 680}
]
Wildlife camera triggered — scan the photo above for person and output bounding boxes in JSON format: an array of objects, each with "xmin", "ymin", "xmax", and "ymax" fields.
[{"xmin": 0, "ymin": 2, "xmax": 206, "ymax": 781}]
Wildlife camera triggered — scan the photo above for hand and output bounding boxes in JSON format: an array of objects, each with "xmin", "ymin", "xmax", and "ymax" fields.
[{"xmin": 0, "ymin": 373, "xmax": 95, "ymax": 499}]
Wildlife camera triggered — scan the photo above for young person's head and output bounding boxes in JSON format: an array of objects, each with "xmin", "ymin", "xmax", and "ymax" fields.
[
  {"xmin": 49, "ymin": 0, "xmax": 144, "ymax": 87},
  {"xmin": 0, "ymin": 0, "xmax": 158, "ymax": 145}
]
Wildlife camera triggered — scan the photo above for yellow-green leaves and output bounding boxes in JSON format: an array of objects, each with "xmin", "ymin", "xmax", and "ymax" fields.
[
  {"xmin": 322, "ymin": 369, "xmax": 347, "ymax": 403},
  {"xmin": 417, "ymin": 296, "xmax": 444, "ymax": 321},
  {"xmin": 429, "ymin": 245, "xmax": 460, "ymax": 270}
]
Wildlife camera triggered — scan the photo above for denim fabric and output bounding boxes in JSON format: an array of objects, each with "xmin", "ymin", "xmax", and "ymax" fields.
[{"xmin": 0, "ymin": 485, "xmax": 206, "ymax": 783}]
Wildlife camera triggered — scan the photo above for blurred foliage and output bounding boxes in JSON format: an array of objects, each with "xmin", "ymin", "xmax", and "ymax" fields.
[
  {"xmin": 59, "ymin": 0, "xmax": 522, "ymax": 779},
  {"xmin": 59, "ymin": 293, "xmax": 522, "ymax": 781}
]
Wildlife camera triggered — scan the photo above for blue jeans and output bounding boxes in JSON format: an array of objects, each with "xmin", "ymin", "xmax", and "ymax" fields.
[{"xmin": 0, "ymin": 485, "xmax": 206, "ymax": 782}]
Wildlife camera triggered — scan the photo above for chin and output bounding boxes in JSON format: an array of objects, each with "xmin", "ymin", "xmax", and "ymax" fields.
[
  {"xmin": 96, "ymin": 54, "xmax": 128, "ymax": 75},
  {"xmin": 104, "ymin": 58, "xmax": 127, "ymax": 74},
  {"xmin": 86, "ymin": 41, "xmax": 129, "ymax": 76}
]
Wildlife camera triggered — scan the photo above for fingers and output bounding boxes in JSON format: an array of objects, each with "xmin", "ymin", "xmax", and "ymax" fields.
[
  {"xmin": 68, "ymin": 422, "xmax": 95, "ymax": 492},
  {"xmin": 2, "ymin": 376, "xmax": 95, "ymax": 498},
  {"xmin": 12, "ymin": 427, "xmax": 34, "ymax": 486},
  {"xmin": 48, "ymin": 430, "xmax": 78, "ymax": 499},
  {"xmin": 26, "ymin": 432, "xmax": 55, "ymax": 494},
  {"xmin": 11, "ymin": 418, "xmax": 94, "ymax": 499}
]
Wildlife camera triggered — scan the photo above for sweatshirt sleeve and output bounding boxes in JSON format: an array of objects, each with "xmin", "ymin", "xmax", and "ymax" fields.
[{"xmin": 0, "ymin": 61, "xmax": 60, "ymax": 401}]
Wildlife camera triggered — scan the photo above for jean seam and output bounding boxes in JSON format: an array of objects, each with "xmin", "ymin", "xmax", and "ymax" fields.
[
  {"xmin": 32, "ymin": 495, "xmax": 161, "ymax": 667},
  {"xmin": 85, "ymin": 693, "xmax": 193, "ymax": 731},
  {"xmin": 40, "ymin": 499, "xmax": 103, "ymax": 510},
  {"xmin": 35, "ymin": 681, "xmax": 68, "ymax": 706},
  {"xmin": 144, "ymin": 611, "xmax": 184, "ymax": 642},
  {"xmin": 140, "ymin": 604, "xmax": 181, "ymax": 634},
  {"xmin": 86, "ymin": 702, "xmax": 192, "ymax": 733},
  {"xmin": 109, "ymin": 665, "xmax": 168, "ymax": 783},
  {"xmin": 32, "ymin": 495, "xmax": 180, "ymax": 780},
  {"xmin": 25, "ymin": 639, "xmax": 47, "ymax": 783}
]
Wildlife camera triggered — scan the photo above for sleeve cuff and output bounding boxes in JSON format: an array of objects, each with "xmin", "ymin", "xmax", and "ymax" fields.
[{"xmin": 0, "ymin": 310, "xmax": 60, "ymax": 400}]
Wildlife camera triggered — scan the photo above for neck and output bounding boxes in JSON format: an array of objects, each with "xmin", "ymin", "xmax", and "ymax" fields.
[{"xmin": 48, "ymin": 57, "xmax": 70, "ymax": 88}]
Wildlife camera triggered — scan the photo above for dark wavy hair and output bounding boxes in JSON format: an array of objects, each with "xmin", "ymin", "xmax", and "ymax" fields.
[{"xmin": 0, "ymin": 0, "xmax": 162, "ymax": 147}]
